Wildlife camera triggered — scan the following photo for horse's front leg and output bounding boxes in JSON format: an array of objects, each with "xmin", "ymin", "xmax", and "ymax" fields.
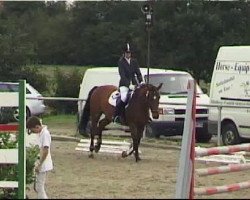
[
  {"xmin": 122, "ymin": 124, "xmax": 136, "ymax": 158},
  {"xmin": 122, "ymin": 142, "xmax": 134, "ymax": 158},
  {"xmin": 133, "ymin": 125, "xmax": 144, "ymax": 162}
]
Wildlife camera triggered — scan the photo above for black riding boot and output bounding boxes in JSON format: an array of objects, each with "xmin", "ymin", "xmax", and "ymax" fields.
[{"xmin": 113, "ymin": 99, "xmax": 126, "ymax": 124}]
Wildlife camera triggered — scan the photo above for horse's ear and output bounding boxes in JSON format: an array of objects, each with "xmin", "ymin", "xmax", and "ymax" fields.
[{"xmin": 157, "ymin": 83, "xmax": 163, "ymax": 90}]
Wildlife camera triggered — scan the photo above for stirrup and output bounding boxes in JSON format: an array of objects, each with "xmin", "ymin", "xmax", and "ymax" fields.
[{"xmin": 113, "ymin": 116, "xmax": 122, "ymax": 124}]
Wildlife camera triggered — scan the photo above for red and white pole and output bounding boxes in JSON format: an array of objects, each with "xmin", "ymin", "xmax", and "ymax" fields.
[
  {"xmin": 175, "ymin": 79, "xmax": 196, "ymax": 199},
  {"xmin": 196, "ymin": 163, "xmax": 250, "ymax": 176}
]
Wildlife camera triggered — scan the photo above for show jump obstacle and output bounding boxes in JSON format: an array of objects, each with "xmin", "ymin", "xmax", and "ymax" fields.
[
  {"xmin": 0, "ymin": 80, "xmax": 26, "ymax": 199},
  {"xmin": 175, "ymin": 79, "xmax": 250, "ymax": 199}
]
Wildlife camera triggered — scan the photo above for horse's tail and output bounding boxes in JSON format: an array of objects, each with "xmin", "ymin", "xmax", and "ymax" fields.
[{"xmin": 78, "ymin": 86, "xmax": 98, "ymax": 134}]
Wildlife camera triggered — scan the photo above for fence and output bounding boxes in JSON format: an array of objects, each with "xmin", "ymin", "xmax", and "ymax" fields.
[
  {"xmin": 0, "ymin": 80, "xmax": 26, "ymax": 199},
  {"xmin": 175, "ymin": 79, "xmax": 250, "ymax": 198},
  {"xmin": 194, "ymin": 144, "xmax": 250, "ymax": 196}
]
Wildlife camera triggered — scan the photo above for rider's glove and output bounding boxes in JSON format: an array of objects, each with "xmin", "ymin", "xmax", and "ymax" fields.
[
  {"xmin": 139, "ymin": 81, "xmax": 146, "ymax": 86},
  {"xmin": 129, "ymin": 84, "xmax": 136, "ymax": 90}
]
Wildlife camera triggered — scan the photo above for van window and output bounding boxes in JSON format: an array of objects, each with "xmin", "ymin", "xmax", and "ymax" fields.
[
  {"xmin": 145, "ymin": 74, "xmax": 203, "ymax": 94},
  {"xmin": 0, "ymin": 83, "xmax": 31, "ymax": 94},
  {"xmin": 0, "ymin": 83, "xmax": 18, "ymax": 92}
]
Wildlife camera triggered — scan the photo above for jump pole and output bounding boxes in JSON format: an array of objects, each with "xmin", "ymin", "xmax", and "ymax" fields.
[
  {"xmin": 196, "ymin": 163, "xmax": 250, "ymax": 176},
  {"xmin": 195, "ymin": 143, "xmax": 250, "ymax": 157},
  {"xmin": 18, "ymin": 80, "xmax": 26, "ymax": 199},
  {"xmin": 175, "ymin": 79, "xmax": 196, "ymax": 199}
]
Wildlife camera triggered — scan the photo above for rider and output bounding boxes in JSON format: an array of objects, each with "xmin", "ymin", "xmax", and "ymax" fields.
[{"xmin": 113, "ymin": 43, "xmax": 144, "ymax": 124}]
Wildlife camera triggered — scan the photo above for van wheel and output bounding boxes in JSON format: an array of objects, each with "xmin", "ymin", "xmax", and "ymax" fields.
[
  {"xmin": 26, "ymin": 107, "xmax": 31, "ymax": 119},
  {"xmin": 12, "ymin": 107, "xmax": 30, "ymax": 121},
  {"xmin": 144, "ymin": 124, "xmax": 159, "ymax": 138},
  {"xmin": 221, "ymin": 123, "xmax": 241, "ymax": 145}
]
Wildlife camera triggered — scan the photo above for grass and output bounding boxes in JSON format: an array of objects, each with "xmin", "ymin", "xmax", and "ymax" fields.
[
  {"xmin": 42, "ymin": 114, "xmax": 77, "ymax": 124},
  {"xmin": 41, "ymin": 114, "xmax": 79, "ymax": 137}
]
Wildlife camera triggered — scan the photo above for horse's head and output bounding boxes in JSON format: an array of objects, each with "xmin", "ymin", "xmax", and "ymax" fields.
[{"xmin": 144, "ymin": 83, "xmax": 163, "ymax": 119}]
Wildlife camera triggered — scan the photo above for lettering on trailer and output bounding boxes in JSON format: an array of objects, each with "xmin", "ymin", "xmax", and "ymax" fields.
[{"xmin": 215, "ymin": 61, "xmax": 250, "ymax": 74}]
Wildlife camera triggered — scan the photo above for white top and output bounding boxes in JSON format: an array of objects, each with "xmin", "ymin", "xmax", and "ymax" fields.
[
  {"xmin": 38, "ymin": 125, "xmax": 53, "ymax": 172},
  {"xmin": 125, "ymin": 57, "xmax": 131, "ymax": 65}
]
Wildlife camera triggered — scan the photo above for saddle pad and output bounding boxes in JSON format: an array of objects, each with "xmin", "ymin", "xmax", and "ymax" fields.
[{"xmin": 108, "ymin": 90, "xmax": 120, "ymax": 106}]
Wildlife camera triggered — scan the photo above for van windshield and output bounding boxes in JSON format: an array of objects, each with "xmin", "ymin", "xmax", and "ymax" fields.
[{"xmin": 145, "ymin": 73, "xmax": 203, "ymax": 95}]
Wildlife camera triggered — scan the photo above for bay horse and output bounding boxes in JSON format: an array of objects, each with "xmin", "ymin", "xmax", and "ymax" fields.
[{"xmin": 78, "ymin": 83, "xmax": 162, "ymax": 162}]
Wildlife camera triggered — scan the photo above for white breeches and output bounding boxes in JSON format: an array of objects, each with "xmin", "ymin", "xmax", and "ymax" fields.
[{"xmin": 119, "ymin": 86, "xmax": 129, "ymax": 102}]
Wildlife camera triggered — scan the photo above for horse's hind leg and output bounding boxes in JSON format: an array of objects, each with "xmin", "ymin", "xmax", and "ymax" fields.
[
  {"xmin": 89, "ymin": 115, "xmax": 100, "ymax": 158},
  {"xmin": 89, "ymin": 123, "xmax": 96, "ymax": 158},
  {"xmin": 95, "ymin": 117, "xmax": 111, "ymax": 153}
]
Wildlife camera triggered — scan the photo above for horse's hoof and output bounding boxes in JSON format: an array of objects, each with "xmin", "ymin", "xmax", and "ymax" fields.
[
  {"xmin": 89, "ymin": 154, "xmax": 94, "ymax": 159},
  {"xmin": 136, "ymin": 157, "xmax": 141, "ymax": 162},
  {"xmin": 94, "ymin": 145, "xmax": 101, "ymax": 153},
  {"xmin": 95, "ymin": 148, "xmax": 100, "ymax": 153},
  {"xmin": 121, "ymin": 151, "xmax": 127, "ymax": 158}
]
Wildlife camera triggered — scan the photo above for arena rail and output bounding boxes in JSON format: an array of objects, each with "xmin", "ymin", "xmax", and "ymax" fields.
[{"xmin": 27, "ymin": 95, "xmax": 250, "ymax": 146}]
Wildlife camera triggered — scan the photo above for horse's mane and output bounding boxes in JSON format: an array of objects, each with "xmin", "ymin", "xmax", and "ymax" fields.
[{"xmin": 131, "ymin": 84, "xmax": 152, "ymax": 103}]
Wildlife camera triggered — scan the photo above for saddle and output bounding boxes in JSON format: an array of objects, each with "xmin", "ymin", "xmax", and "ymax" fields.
[{"xmin": 108, "ymin": 89, "xmax": 133, "ymax": 107}]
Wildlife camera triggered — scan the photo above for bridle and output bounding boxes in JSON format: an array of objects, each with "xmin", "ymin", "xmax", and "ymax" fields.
[{"xmin": 145, "ymin": 86, "xmax": 160, "ymax": 116}]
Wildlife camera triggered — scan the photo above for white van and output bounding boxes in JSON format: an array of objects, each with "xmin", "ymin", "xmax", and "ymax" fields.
[
  {"xmin": 78, "ymin": 67, "xmax": 211, "ymax": 142},
  {"xmin": 208, "ymin": 46, "xmax": 250, "ymax": 145}
]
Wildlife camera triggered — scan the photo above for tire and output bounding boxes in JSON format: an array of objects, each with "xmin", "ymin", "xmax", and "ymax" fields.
[
  {"xmin": 26, "ymin": 107, "xmax": 31, "ymax": 119},
  {"xmin": 144, "ymin": 124, "xmax": 159, "ymax": 138},
  {"xmin": 13, "ymin": 107, "xmax": 19, "ymax": 121},
  {"xmin": 195, "ymin": 130, "xmax": 212, "ymax": 143},
  {"xmin": 12, "ymin": 107, "xmax": 32, "ymax": 122},
  {"xmin": 221, "ymin": 123, "xmax": 241, "ymax": 145}
]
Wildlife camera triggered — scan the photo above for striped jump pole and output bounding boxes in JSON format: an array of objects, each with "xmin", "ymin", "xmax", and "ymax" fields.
[
  {"xmin": 196, "ymin": 163, "xmax": 250, "ymax": 176},
  {"xmin": 195, "ymin": 143, "xmax": 250, "ymax": 157},
  {"xmin": 0, "ymin": 124, "xmax": 19, "ymax": 132},
  {"xmin": 175, "ymin": 79, "xmax": 196, "ymax": 199},
  {"xmin": 0, "ymin": 80, "xmax": 26, "ymax": 199},
  {"xmin": 194, "ymin": 180, "xmax": 250, "ymax": 196}
]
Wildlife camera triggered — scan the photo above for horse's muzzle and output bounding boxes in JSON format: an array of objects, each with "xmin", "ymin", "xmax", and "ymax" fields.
[{"xmin": 151, "ymin": 110, "xmax": 159, "ymax": 119}]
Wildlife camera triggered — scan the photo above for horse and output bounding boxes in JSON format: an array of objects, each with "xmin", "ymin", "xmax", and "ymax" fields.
[{"xmin": 78, "ymin": 83, "xmax": 162, "ymax": 162}]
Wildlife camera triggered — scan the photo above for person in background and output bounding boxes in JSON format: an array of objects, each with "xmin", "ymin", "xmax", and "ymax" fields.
[
  {"xmin": 113, "ymin": 43, "xmax": 144, "ymax": 124},
  {"xmin": 26, "ymin": 116, "xmax": 53, "ymax": 199}
]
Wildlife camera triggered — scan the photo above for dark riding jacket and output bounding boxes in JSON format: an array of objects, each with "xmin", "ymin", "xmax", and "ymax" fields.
[{"xmin": 118, "ymin": 56, "xmax": 143, "ymax": 87}]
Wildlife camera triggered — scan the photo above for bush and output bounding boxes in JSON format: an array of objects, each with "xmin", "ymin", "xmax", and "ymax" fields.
[
  {"xmin": 0, "ymin": 133, "xmax": 39, "ymax": 199},
  {"xmin": 51, "ymin": 68, "xmax": 82, "ymax": 114}
]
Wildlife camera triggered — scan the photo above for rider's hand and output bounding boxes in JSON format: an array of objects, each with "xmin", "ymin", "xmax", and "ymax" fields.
[
  {"xmin": 129, "ymin": 84, "xmax": 136, "ymax": 90},
  {"xmin": 140, "ymin": 81, "xmax": 146, "ymax": 86}
]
